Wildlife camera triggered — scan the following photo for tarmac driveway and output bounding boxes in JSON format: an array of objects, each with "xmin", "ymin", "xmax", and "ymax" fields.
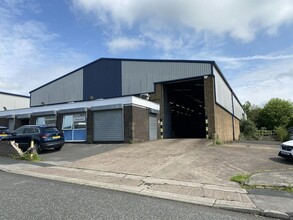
[{"xmin": 62, "ymin": 139, "xmax": 293, "ymax": 187}]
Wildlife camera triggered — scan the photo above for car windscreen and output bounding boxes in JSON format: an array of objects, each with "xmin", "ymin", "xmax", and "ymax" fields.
[{"xmin": 43, "ymin": 127, "xmax": 60, "ymax": 134}]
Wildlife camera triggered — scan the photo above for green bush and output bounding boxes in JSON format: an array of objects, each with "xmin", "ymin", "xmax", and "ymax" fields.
[
  {"xmin": 275, "ymin": 126, "xmax": 289, "ymax": 142},
  {"xmin": 214, "ymin": 137, "xmax": 223, "ymax": 145},
  {"xmin": 240, "ymin": 119, "xmax": 258, "ymax": 139}
]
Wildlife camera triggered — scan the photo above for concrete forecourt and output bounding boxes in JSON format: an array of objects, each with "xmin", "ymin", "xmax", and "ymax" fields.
[{"xmin": 0, "ymin": 139, "xmax": 292, "ymax": 219}]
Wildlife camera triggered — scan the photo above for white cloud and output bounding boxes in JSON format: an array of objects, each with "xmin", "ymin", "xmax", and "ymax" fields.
[
  {"xmin": 107, "ymin": 37, "xmax": 145, "ymax": 53},
  {"xmin": 227, "ymin": 58, "xmax": 293, "ymax": 105},
  {"xmin": 218, "ymin": 54, "xmax": 293, "ymax": 62},
  {"xmin": 213, "ymin": 53, "xmax": 293, "ymax": 71},
  {"xmin": 1, "ymin": 0, "xmax": 292, "ymax": 106},
  {"xmin": 0, "ymin": 0, "xmax": 89, "ymax": 95},
  {"xmin": 71, "ymin": 0, "xmax": 293, "ymax": 42}
]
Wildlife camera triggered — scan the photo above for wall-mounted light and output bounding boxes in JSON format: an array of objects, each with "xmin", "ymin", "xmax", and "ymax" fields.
[
  {"xmin": 140, "ymin": 93, "xmax": 150, "ymax": 100},
  {"xmin": 3, "ymin": 106, "xmax": 7, "ymax": 111}
]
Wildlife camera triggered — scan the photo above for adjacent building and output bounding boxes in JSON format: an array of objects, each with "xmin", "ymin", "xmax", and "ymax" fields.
[
  {"xmin": 0, "ymin": 91, "xmax": 30, "ymax": 111},
  {"xmin": 0, "ymin": 92, "xmax": 30, "ymax": 131},
  {"xmin": 0, "ymin": 58, "xmax": 245, "ymax": 143}
]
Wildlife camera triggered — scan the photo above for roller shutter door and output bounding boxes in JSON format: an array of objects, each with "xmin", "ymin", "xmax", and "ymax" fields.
[
  {"xmin": 149, "ymin": 114, "xmax": 157, "ymax": 140},
  {"xmin": 94, "ymin": 110, "xmax": 124, "ymax": 141}
]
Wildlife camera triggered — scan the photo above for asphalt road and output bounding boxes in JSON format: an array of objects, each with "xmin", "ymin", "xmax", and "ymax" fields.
[{"xmin": 0, "ymin": 171, "xmax": 269, "ymax": 220}]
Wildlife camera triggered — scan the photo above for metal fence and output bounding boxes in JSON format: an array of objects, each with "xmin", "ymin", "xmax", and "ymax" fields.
[{"xmin": 255, "ymin": 130, "xmax": 276, "ymax": 137}]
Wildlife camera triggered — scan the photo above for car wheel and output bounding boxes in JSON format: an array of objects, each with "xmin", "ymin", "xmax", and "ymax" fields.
[
  {"xmin": 54, "ymin": 146, "xmax": 62, "ymax": 151},
  {"xmin": 34, "ymin": 143, "xmax": 41, "ymax": 154}
]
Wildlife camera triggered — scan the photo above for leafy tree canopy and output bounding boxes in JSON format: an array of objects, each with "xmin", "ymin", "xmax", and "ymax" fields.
[
  {"xmin": 258, "ymin": 98, "xmax": 293, "ymax": 130},
  {"xmin": 242, "ymin": 101, "xmax": 262, "ymax": 128}
]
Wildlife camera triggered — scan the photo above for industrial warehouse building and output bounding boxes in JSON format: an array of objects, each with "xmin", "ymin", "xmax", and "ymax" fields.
[
  {"xmin": 0, "ymin": 58, "xmax": 245, "ymax": 143},
  {"xmin": 0, "ymin": 92, "xmax": 30, "ymax": 111}
]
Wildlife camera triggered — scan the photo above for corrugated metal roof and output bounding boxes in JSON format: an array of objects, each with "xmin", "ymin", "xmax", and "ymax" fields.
[
  {"xmin": 0, "ymin": 91, "xmax": 29, "ymax": 98},
  {"xmin": 30, "ymin": 58, "xmax": 215, "ymax": 93}
]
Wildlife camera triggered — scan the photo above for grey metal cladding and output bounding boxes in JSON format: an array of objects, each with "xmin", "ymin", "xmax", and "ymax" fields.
[
  {"xmin": 121, "ymin": 61, "xmax": 212, "ymax": 95},
  {"xmin": 233, "ymin": 96, "xmax": 244, "ymax": 120},
  {"xmin": 30, "ymin": 69, "xmax": 83, "ymax": 106},
  {"xmin": 214, "ymin": 67, "xmax": 233, "ymax": 113},
  {"xmin": 214, "ymin": 66, "xmax": 244, "ymax": 119}
]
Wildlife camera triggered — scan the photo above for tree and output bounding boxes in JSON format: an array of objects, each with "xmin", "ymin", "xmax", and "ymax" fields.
[
  {"xmin": 242, "ymin": 101, "xmax": 262, "ymax": 128},
  {"xmin": 242, "ymin": 101, "xmax": 252, "ymax": 115},
  {"xmin": 240, "ymin": 119, "xmax": 258, "ymax": 138},
  {"xmin": 274, "ymin": 126, "xmax": 289, "ymax": 141},
  {"xmin": 258, "ymin": 98, "xmax": 293, "ymax": 130}
]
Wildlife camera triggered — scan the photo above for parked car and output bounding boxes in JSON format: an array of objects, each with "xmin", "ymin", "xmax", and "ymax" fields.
[
  {"xmin": 278, "ymin": 140, "xmax": 293, "ymax": 159},
  {"xmin": 0, "ymin": 126, "xmax": 10, "ymax": 140},
  {"xmin": 1, "ymin": 125, "xmax": 64, "ymax": 153}
]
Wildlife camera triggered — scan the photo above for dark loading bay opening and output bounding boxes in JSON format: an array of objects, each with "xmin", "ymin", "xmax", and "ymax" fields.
[
  {"xmin": 20, "ymin": 119, "xmax": 29, "ymax": 126},
  {"xmin": 166, "ymin": 79, "xmax": 206, "ymax": 138}
]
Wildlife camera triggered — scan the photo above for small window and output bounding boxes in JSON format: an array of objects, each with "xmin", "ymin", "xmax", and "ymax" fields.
[
  {"xmin": 14, "ymin": 127, "xmax": 25, "ymax": 135},
  {"xmin": 24, "ymin": 127, "xmax": 39, "ymax": 134},
  {"xmin": 24, "ymin": 128, "xmax": 33, "ymax": 134},
  {"xmin": 62, "ymin": 115, "xmax": 73, "ymax": 130},
  {"xmin": 36, "ymin": 117, "xmax": 45, "ymax": 125},
  {"xmin": 74, "ymin": 121, "xmax": 86, "ymax": 129},
  {"xmin": 36, "ymin": 115, "xmax": 56, "ymax": 126},
  {"xmin": 43, "ymin": 127, "xmax": 59, "ymax": 134}
]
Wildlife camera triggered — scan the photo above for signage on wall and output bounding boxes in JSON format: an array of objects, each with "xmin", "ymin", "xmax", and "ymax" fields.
[{"xmin": 74, "ymin": 116, "xmax": 86, "ymax": 122}]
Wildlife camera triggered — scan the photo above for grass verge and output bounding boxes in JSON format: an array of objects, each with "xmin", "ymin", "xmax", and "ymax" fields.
[
  {"xmin": 230, "ymin": 173, "xmax": 293, "ymax": 193},
  {"xmin": 12, "ymin": 152, "xmax": 42, "ymax": 162},
  {"xmin": 230, "ymin": 174, "xmax": 251, "ymax": 186}
]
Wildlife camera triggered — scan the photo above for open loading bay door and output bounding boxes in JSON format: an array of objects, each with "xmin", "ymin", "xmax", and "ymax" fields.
[{"xmin": 163, "ymin": 78, "xmax": 206, "ymax": 138}]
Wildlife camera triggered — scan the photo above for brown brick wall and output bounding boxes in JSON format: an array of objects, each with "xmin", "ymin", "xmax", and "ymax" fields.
[
  {"xmin": 56, "ymin": 114, "xmax": 63, "ymax": 131},
  {"xmin": 150, "ymin": 84, "xmax": 163, "ymax": 139},
  {"xmin": 0, "ymin": 118, "xmax": 8, "ymax": 127},
  {"xmin": 86, "ymin": 110, "xmax": 93, "ymax": 143},
  {"xmin": 204, "ymin": 76, "xmax": 216, "ymax": 138},
  {"xmin": 214, "ymin": 104, "xmax": 234, "ymax": 141},
  {"xmin": 132, "ymin": 106, "xmax": 149, "ymax": 142},
  {"xmin": 14, "ymin": 119, "xmax": 21, "ymax": 129},
  {"xmin": 149, "ymin": 83, "xmax": 162, "ymax": 105},
  {"xmin": 30, "ymin": 116, "xmax": 36, "ymax": 125},
  {"xmin": 234, "ymin": 117, "xmax": 241, "ymax": 140},
  {"xmin": 124, "ymin": 106, "xmax": 133, "ymax": 143},
  {"xmin": 124, "ymin": 105, "xmax": 149, "ymax": 143},
  {"xmin": 204, "ymin": 76, "xmax": 241, "ymax": 142}
]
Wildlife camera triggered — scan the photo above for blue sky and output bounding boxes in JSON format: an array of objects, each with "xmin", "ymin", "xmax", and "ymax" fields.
[{"xmin": 1, "ymin": 0, "xmax": 293, "ymax": 106}]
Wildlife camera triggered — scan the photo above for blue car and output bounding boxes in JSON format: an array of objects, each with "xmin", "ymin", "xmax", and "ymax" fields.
[{"xmin": 2, "ymin": 125, "xmax": 65, "ymax": 153}]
